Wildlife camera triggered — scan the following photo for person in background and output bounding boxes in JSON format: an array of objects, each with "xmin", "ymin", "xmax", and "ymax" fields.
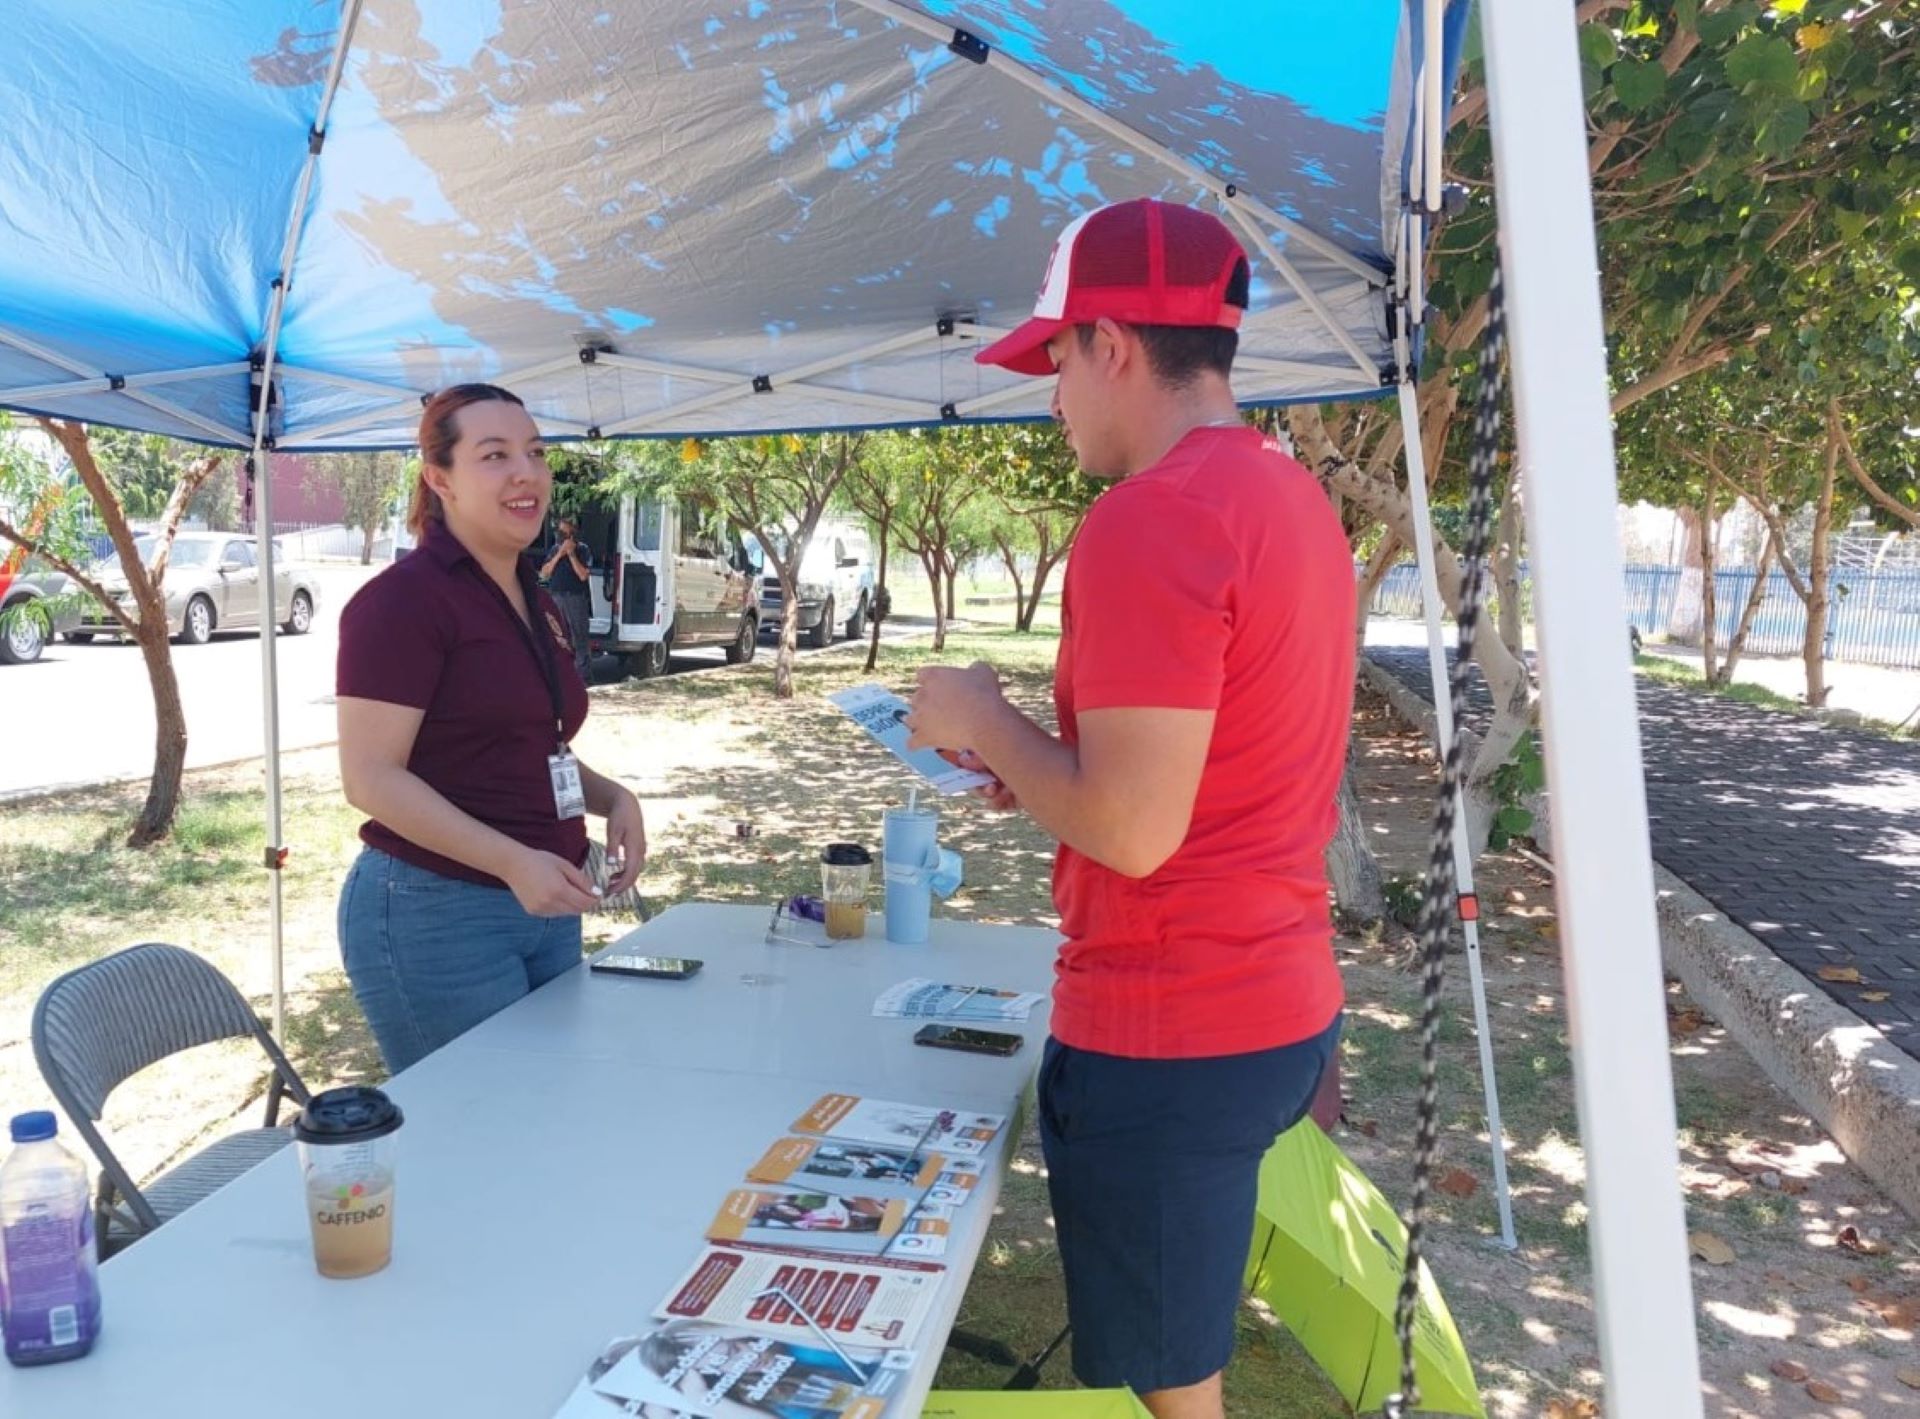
[
  {"xmin": 906, "ymin": 199, "xmax": 1352, "ymax": 1419},
  {"xmin": 333, "ymin": 383, "xmax": 646, "ymax": 1074},
  {"xmin": 540, "ymin": 514, "xmax": 594, "ymax": 680}
]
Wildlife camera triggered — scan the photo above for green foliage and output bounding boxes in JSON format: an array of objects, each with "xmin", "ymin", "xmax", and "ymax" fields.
[{"xmin": 1486, "ymin": 732, "xmax": 1545, "ymax": 852}]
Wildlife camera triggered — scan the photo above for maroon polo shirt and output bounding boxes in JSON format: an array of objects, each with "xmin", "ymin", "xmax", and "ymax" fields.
[{"xmin": 337, "ymin": 519, "xmax": 590, "ymax": 887}]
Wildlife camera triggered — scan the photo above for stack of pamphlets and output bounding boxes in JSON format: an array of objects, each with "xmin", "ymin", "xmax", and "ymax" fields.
[{"xmin": 553, "ymin": 1094, "xmax": 1009, "ymax": 1417}]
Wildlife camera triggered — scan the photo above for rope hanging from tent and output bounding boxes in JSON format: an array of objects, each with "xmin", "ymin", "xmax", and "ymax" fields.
[{"xmin": 1382, "ymin": 261, "xmax": 1508, "ymax": 1419}]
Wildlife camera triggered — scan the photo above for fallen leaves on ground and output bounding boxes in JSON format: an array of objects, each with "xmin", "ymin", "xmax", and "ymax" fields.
[
  {"xmin": 1769, "ymin": 1359, "xmax": 1810, "ymax": 1382},
  {"xmin": 1435, "ymin": 1167, "xmax": 1479, "ymax": 1199},
  {"xmin": 1806, "ymin": 1379, "xmax": 1843, "ymax": 1404},
  {"xmin": 1689, "ymin": 1231, "xmax": 1737, "ymax": 1265},
  {"xmin": 1543, "ymin": 1399, "xmax": 1599, "ymax": 1419},
  {"xmin": 1897, "ymin": 1368, "xmax": 1920, "ymax": 1390},
  {"xmin": 1837, "ymin": 1223, "xmax": 1889, "ymax": 1257},
  {"xmin": 1815, "ymin": 965, "xmax": 1863, "ymax": 983},
  {"xmin": 1352, "ymin": 1118, "xmax": 1379, "ymax": 1138},
  {"xmin": 1668, "ymin": 1004, "xmax": 1710, "ymax": 1037},
  {"xmin": 1861, "ymin": 990, "xmax": 1892, "ymax": 1003}
]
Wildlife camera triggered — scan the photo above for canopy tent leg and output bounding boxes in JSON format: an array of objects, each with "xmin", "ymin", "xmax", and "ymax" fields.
[
  {"xmin": 1480, "ymin": 0, "xmax": 1704, "ymax": 1411},
  {"xmin": 1395, "ymin": 378, "xmax": 1517, "ymax": 1252},
  {"xmin": 249, "ymin": 0, "xmax": 368, "ymax": 1039}
]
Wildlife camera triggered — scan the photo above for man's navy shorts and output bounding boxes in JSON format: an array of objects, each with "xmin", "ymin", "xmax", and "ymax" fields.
[{"xmin": 1037, "ymin": 1014, "xmax": 1341, "ymax": 1393}]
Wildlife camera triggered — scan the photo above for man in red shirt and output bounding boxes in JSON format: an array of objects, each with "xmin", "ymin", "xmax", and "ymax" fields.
[{"xmin": 908, "ymin": 199, "xmax": 1353, "ymax": 1419}]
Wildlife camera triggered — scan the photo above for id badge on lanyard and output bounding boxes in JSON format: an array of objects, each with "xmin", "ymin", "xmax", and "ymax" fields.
[{"xmin": 548, "ymin": 748, "xmax": 587, "ymax": 821}]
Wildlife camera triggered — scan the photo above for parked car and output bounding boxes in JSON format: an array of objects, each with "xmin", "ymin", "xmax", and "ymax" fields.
[
  {"xmin": 0, "ymin": 557, "xmax": 82, "ymax": 665},
  {"xmin": 72, "ymin": 532, "xmax": 320, "ymax": 645},
  {"xmin": 758, "ymin": 521, "xmax": 875, "ymax": 648}
]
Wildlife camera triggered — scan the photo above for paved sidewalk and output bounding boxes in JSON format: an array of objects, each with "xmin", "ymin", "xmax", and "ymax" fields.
[{"xmin": 1367, "ymin": 646, "xmax": 1920, "ymax": 1059}]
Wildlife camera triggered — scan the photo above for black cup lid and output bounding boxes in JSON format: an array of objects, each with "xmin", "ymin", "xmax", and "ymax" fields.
[
  {"xmin": 295, "ymin": 1085, "xmax": 404, "ymax": 1145},
  {"xmin": 822, "ymin": 842, "xmax": 873, "ymax": 866}
]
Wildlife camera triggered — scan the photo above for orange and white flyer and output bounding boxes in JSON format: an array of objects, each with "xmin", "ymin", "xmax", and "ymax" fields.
[{"xmin": 791, "ymin": 1094, "xmax": 1006, "ymax": 1159}]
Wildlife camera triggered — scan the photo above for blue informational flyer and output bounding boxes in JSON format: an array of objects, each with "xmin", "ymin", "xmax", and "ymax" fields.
[{"xmin": 826, "ymin": 684, "xmax": 994, "ymax": 796}]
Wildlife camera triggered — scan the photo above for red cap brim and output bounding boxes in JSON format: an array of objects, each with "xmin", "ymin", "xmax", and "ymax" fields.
[{"xmin": 973, "ymin": 317, "xmax": 1066, "ymax": 376}]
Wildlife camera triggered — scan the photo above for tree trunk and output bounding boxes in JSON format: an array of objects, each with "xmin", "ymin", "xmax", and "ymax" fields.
[
  {"xmin": 1289, "ymin": 403, "xmax": 1535, "ymax": 858},
  {"xmin": 774, "ymin": 561, "xmax": 801, "ymax": 699},
  {"xmin": 943, "ymin": 564, "xmax": 958, "ymax": 624},
  {"xmin": 1667, "ymin": 505, "xmax": 1708, "ymax": 643},
  {"xmin": 993, "ymin": 534, "xmax": 1028, "ymax": 633},
  {"xmin": 921, "ymin": 552, "xmax": 947, "ymax": 652},
  {"xmin": 1325, "ymin": 762, "xmax": 1386, "ymax": 928},
  {"xmin": 1803, "ymin": 411, "xmax": 1839, "ymax": 708},
  {"xmin": 864, "ymin": 516, "xmax": 891, "ymax": 673},
  {"xmin": 1699, "ymin": 483, "xmax": 1720, "ymax": 686},
  {"xmin": 360, "ymin": 522, "xmax": 376, "ymax": 566},
  {"xmin": 1721, "ymin": 540, "xmax": 1775, "ymax": 684},
  {"xmin": 1494, "ymin": 468, "xmax": 1525, "ymax": 658},
  {"xmin": 128, "ymin": 616, "xmax": 189, "ymax": 846}
]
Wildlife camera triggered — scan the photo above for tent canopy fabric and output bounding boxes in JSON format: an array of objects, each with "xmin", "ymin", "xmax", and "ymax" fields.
[{"xmin": 0, "ymin": 0, "xmax": 1466, "ymax": 451}]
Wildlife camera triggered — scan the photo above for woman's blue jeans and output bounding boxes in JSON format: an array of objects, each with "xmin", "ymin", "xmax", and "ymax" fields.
[{"xmin": 337, "ymin": 848, "xmax": 583, "ymax": 1074}]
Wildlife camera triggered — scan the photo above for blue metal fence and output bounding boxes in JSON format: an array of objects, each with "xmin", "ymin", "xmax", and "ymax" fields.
[{"xmin": 1363, "ymin": 561, "xmax": 1920, "ymax": 671}]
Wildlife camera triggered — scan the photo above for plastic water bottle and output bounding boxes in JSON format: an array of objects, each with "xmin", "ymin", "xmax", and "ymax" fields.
[{"xmin": 1, "ymin": 1111, "xmax": 101, "ymax": 1366}]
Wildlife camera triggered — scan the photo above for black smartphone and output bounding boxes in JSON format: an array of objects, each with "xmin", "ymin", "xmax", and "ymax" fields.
[
  {"xmin": 913, "ymin": 1024, "xmax": 1023, "ymax": 1057},
  {"xmin": 590, "ymin": 954, "xmax": 703, "ymax": 980}
]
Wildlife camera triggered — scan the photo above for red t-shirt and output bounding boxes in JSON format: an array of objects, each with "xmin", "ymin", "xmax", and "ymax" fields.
[
  {"xmin": 1050, "ymin": 426, "xmax": 1354, "ymax": 1059},
  {"xmin": 336, "ymin": 520, "xmax": 590, "ymax": 887}
]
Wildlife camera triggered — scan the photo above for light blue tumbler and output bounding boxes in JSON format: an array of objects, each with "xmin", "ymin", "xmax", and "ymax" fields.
[{"xmin": 883, "ymin": 803, "xmax": 938, "ymax": 944}]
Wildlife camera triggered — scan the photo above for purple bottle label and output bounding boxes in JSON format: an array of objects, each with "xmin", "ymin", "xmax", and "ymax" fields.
[{"xmin": 3, "ymin": 1205, "xmax": 100, "ymax": 1363}]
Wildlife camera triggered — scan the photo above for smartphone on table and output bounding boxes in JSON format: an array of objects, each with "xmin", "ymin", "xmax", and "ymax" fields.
[
  {"xmin": 913, "ymin": 1024, "xmax": 1023, "ymax": 1056},
  {"xmin": 590, "ymin": 954, "xmax": 703, "ymax": 980}
]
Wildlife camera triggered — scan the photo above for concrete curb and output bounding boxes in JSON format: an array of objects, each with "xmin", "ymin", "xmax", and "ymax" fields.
[
  {"xmin": 1360, "ymin": 655, "xmax": 1920, "ymax": 1218},
  {"xmin": 1653, "ymin": 867, "xmax": 1920, "ymax": 1218}
]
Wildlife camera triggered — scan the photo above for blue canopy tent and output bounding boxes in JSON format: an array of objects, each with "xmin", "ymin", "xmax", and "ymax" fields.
[{"xmin": 0, "ymin": 4, "xmax": 1702, "ymax": 1410}]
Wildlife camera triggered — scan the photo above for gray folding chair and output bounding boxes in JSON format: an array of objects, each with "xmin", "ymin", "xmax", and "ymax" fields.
[{"xmin": 30, "ymin": 942, "xmax": 312, "ymax": 1255}]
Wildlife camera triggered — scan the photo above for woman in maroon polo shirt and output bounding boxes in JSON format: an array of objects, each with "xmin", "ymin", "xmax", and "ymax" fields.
[{"xmin": 333, "ymin": 384, "xmax": 647, "ymax": 1073}]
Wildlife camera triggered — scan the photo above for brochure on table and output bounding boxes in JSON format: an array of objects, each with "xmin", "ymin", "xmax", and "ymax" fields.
[
  {"xmin": 748, "ymin": 1137, "xmax": 983, "ymax": 1208},
  {"xmin": 871, "ymin": 979, "xmax": 1044, "ymax": 1023},
  {"xmin": 551, "ymin": 1324, "xmax": 916, "ymax": 1419},
  {"xmin": 792, "ymin": 1093, "xmax": 1007, "ymax": 1159},
  {"xmin": 827, "ymin": 685, "xmax": 994, "ymax": 796}
]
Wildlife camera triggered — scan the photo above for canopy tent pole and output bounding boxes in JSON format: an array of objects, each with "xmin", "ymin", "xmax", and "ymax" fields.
[
  {"xmin": 1479, "ymin": 0, "xmax": 1704, "ymax": 1409},
  {"xmin": 247, "ymin": 0, "xmax": 368, "ymax": 1039},
  {"xmin": 1395, "ymin": 378, "xmax": 1518, "ymax": 1251}
]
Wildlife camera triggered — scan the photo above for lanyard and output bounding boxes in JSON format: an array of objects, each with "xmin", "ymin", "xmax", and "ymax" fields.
[{"xmin": 476, "ymin": 562, "xmax": 569, "ymax": 755}]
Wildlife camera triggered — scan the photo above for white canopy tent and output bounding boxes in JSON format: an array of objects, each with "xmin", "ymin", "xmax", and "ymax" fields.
[{"xmin": 0, "ymin": 3, "xmax": 1702, "ymax": 1408}]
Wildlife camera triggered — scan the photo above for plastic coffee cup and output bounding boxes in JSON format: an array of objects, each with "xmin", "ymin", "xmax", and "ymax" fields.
[
  {"xmin": 883, "ymin": 805, "xmax": 939, "ymax": 945},
  {"xmin": 294, "ymin": 1086, "xmax": 404, "ymax": 1280},
  {"xmin": 820, "ymin": 842, "xmax": 874, "ymax": 941}
]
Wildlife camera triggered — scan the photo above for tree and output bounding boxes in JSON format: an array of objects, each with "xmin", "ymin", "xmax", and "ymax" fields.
[
  {"xmin": 309, "ymin": 452, "xmax": 407, "ymax": 564},
  {"xmin": 974, "ymin": 424, "xmax": 1099, "ymax": 632},
  {"xmin": 609, "ymin": 433, "xmax": 862, "ymax": 698},
  {"xmin": 1306, "ymin": 0, "xmax": 1917, "ymax": 854},
  {"xmin": 892, "ymin": 430, "xmax": 991, "ymax": 652},
  {"xmin": 840, "ymin": 437, "xmax": 913, "ymax": 672},
  {"xmin": 0, "ymin": 417, "xmax": 218, "ymax": 845}
]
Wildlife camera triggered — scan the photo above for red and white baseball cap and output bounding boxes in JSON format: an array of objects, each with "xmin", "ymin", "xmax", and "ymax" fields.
[{"xmin": 973, "ymin": 198, "xmax": 1249, "ymax": 376}]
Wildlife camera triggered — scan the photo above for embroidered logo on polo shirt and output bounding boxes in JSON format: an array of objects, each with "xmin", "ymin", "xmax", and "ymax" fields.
[{"xmin": 545, "ymin": 609, "xmax": 572, "ymax": 648}]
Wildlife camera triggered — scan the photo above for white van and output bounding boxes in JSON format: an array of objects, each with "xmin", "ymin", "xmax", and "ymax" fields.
[
  {"xmin": 756, "ymin": 520, "xmax": 876, "ymax": 648},
  {"xmin": 548, "ymin": 496, "xmax": 758, "ymax": 677}
]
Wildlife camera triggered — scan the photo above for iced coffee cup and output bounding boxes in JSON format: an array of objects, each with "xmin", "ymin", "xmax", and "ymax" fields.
[
  {"xmin": 294, "ymin": 1086, "xmax": 404, "ymax": 1279},
  {"xmin": 820, "ymin": 842, "xmax": 874, "ymax": 941}
]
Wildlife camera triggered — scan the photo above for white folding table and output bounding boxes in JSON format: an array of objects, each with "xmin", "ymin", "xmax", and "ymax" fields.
[{"xmin": 0, "ymin": 904, "xmax": 1059, "ymax": 1418}]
